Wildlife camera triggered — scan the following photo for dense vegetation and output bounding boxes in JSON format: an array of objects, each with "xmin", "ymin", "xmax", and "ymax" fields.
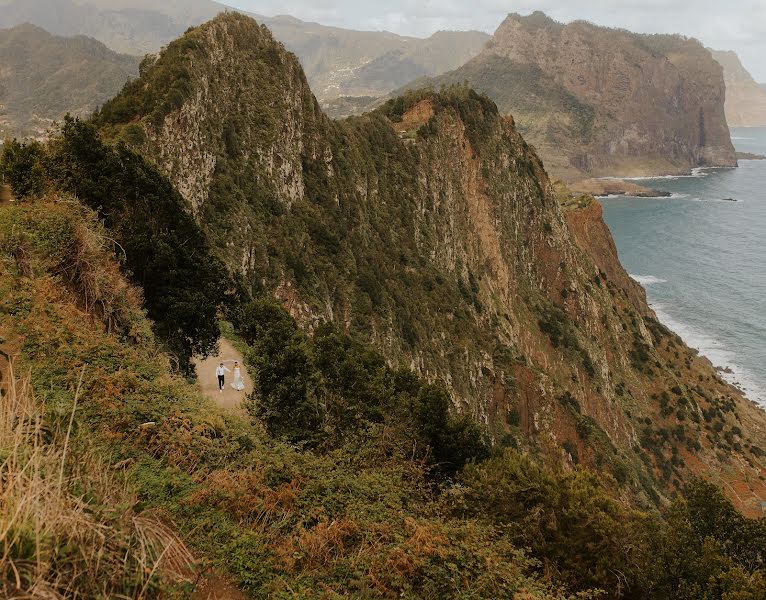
[
  {"xmin": 2, "ymin": 200, "xmax": 766, "ymax": 598},
  {"xmin": 237, "ymin": 298, "xmax": 488, "ymax": 473},
  {"xmin": 1, "ymin": 118, "xmax": 234, "ymax": 370},
  {"xmin": 2, "ymin": 12, "xmax": 765, "ymax": 599}
]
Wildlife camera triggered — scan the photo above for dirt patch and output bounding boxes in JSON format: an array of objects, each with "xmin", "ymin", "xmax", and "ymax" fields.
[
  {"xmin": 193, "ymin": 338, "xmax": 252, "ymax": 415},
  {"xmin": 191, "ymin": 573, "xmax": 249, "ymax": 600}
]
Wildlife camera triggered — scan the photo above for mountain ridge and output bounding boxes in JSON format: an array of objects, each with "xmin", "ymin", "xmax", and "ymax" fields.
[
  {"xmin": 94, "ymin": 12, "xmax": 766, "ymax": 514},
  {"xmin": 407, "ymin": 11, "xmax": 737, "ymax": 181},
  {"xmin": 0, "ymin": 0, "xmax": 489, "ymax": 101}
]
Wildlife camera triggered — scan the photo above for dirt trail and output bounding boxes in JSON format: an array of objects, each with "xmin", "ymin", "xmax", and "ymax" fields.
[{"xmin": 193, "ymin": 338, "xmax": 252, "ymax": 415}]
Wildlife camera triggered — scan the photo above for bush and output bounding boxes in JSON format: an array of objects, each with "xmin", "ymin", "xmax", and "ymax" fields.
[
  {"xmin": 0, "ymin": 140, "xmax": 47, "ymax": 197},
  {"xmin": 2, "ymin": 118, "xmax": 236, "ymax": 371},
  {"xmin": 239, "ymin": 298, "xmax": 488, "ymax": 473}
]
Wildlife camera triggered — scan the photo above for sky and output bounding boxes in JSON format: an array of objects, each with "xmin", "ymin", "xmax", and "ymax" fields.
[{"xmin": 224, "ymin": 0, "xmax": 766, "ymax": 81}]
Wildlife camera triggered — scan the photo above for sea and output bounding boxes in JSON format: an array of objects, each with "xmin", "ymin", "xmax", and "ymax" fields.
[{"xmin": 599, "ymin": 128, "xmax": 766, "ymax": 407}]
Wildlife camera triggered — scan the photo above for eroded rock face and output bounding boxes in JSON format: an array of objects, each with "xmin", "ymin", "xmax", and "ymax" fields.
[
  {"xmin": 424, "ymin": 12, "xmax": 737, "ymax": 180},
  {"xmin": 97, "ymin": 13, "xmax": 766, "ymax": 513},
  {"xmin": 710, "ymin": 50, "xmax": 766, "ymax": 128}
]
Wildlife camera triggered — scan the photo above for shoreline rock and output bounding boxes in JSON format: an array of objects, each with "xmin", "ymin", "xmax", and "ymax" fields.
[
  {"xmin": 736, "ymin": 151, "xmax": 766, "ymax": 160},
  {"xmin": 569, "ymin": 178, "xmax": 672, "ymax": 198}
]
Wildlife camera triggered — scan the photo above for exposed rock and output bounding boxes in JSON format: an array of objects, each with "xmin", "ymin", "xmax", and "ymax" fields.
[
  {"xmin": 710, "ymin": 50, "xmax": 766, "ymax": 127},
  {"xmin": 96, "ymin": 12, "xmax": 766, "ymax": 511},
  {"xmin": 570, "ymin": 178, "xmax": 671, "ymax": 198},
  {"xmin": 416, "ymin": 11, "xmax": 737, "ymax": 181}
]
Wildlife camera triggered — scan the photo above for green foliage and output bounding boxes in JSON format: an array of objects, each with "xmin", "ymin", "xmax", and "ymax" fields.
[
  {"xmin": 1, "ymin": 118, "xmax": 235, "ymax": 370},
  {"xmin": 458, "ymin": 449, "xmax": 648, "ymax": 595},
  {"xmin": 5, "ymin": 206, "xmax": 766, "ymax": 598},
  {"xmin": 95, "ymin": 34, "xmax": 200, "ymax": 128},
  {"xmin": 0, "ymin": 139, "xmax": 47, "ymax": 197},
  {"xmin": 239, "ymin": 298, "xmax": 488, "ymax": 474},
  {"xmin": 639, "ymin": 480, "xmax": 766, "ymax": 599},
  {"xmin": 380, "ymin": 85, "xmax": 500, "ymax": 152}
]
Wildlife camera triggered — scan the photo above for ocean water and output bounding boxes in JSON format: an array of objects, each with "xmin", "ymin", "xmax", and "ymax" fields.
[{"xmin": 599, "ymin": 128, "xmax": 766, "ymax": 406}]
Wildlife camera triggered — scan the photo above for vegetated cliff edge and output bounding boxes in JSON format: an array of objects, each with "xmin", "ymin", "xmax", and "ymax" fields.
[
  {"xmin": 710, "ymin": 49, "xmax": 766, "ymax": 128},
  {"xmin": 412, "ymin": 11, "xmax": 737, "ymax": 181},
  {"xmin": 96, "ymin": 13, "xmax": 766, "ymax": 511}
]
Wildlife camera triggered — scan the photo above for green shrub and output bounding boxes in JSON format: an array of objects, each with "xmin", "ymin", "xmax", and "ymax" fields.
[{"xmin": 1, "ymin": 118, "xmax": 236, "ymax": 371}]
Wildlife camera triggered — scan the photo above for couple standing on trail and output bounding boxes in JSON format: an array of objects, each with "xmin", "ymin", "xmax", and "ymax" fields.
[{"xmin": 216, "ymin": 361, "xmax": 245, "ymax": 393}]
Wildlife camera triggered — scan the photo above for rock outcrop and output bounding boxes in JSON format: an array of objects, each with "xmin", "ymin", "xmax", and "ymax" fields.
[
  {"xmin": 96, "ymin": 13, "xmax": 766, "ymax": 512},
  {"xmin": 710, "ymin": 50, "xmax": 766, "ymax": 127},
  {"xmin": 418, "ymin": 12, "xmax": 737, "ymax": 180}
]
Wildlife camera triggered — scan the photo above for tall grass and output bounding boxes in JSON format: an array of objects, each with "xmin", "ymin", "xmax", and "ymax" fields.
[{"xmin": 0, "ymin": 363, "xmax": 194, "ymax": 599}]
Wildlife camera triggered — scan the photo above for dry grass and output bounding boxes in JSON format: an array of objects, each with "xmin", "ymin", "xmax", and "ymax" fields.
[{"xmin": 0, "ymin": 363, "xmax": 194, "ymax": 599}]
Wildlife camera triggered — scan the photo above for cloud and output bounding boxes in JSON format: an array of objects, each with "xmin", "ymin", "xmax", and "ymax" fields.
[{"xmin": 226, "ymin": 0, "xmax": 766, "ymax": 80}]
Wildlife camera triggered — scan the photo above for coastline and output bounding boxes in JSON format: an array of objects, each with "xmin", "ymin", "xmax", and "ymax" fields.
[
  {"xmin": 572, "ymin": 162, "xmax": 740, "ymax": 197},
  {"xmin": 647, "ymin": 299, "xmax": 766, "ymax": 410}
]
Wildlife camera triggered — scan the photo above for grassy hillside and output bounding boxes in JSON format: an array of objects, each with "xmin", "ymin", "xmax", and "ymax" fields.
[
  {"xmin": 2, "ymin": 197, "xmax": 766, "ymax": 598},
  {"xmin": 0, "ymin": 24, "xmax": 139, "ymax": 139}
]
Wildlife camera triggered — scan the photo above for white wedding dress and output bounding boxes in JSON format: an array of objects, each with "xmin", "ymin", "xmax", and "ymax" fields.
[{"xmin": 231, "ymin": 367, "xmax": 245, "ymax": 391}]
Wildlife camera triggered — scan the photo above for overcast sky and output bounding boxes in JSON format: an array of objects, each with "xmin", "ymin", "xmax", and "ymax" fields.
[{"xmin": 223, "ymin": 0, "xmax": 766, "ymax": 81}]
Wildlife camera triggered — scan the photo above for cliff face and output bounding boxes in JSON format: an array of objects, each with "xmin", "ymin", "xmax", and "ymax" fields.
[
  {"xmin": 0, "ymin": 24, "xmax": 139, "ymax": 138},
  {"xmin": 711, "ymin": 50, "xmax": 766, "ymax": 127},
  {"xmin": 421, "ymin": 12, "xmax": 737, "ymax": 180},
  {"xmin": 97, "ymin": 13, "xmax": 766, "ymax": 512}
]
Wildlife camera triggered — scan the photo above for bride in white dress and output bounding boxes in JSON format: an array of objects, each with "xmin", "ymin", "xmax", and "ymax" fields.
[{"xmin": 230, "ymin": 361, "xmax": 246, "ymax": 391}]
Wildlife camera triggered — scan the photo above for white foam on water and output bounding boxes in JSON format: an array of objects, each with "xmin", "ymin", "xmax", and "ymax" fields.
[
  {"xmin": 616, "ymin": 166, "xmax": 734, "ymax": 182},
  {"xmin": 651, "ymin": 303, "xmax": 766, "ymax": 408},
  {"xmin": 731, "ymin": 136, "xmax": 755, "ymax": 140},
  {"xmin": 630, "ymin": 274, "xmax": 667, "ymax": 286}
]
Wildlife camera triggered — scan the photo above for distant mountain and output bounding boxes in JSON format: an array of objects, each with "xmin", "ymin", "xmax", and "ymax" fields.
[
  {"xmin": 710, "ymin": 50, "xmax": 766, "ymax": 127},
  {"xmin": 264, "ymin": 18, "xmax": 489, "ymax": 99},
  {"xmin": 413, "ymin": 12, "xmax": 736, "ymax": 181},
  {"xmin": 0, "ymin": 0, "xmax": 222, "ymax": 55},
  {"xmin": 0, "ymin": 24, "xmax": 139, "ymax": 138},
  {"xmin": 0, "ymin": 0, "xmax": 488, "ymax": 101}
]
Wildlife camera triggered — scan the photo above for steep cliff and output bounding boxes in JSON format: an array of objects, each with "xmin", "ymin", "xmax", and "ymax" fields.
[
  {"xmin": 711, "ymin": 49, "xmax": 766, "ymax": 127},
  {"xmin": 419, "ymin": 12, "xmax": 737, "ymax": 180},
  {"xmin": 96, "ymin": 13, "xmax": 766, "ymax": 512},
  {"xmin": 0, "ymin": 24, "xmax": 139, "ymax": 138}
]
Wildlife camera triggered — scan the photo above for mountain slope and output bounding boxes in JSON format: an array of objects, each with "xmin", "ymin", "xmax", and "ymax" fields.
[
  {"xmin": 0, "ymin": 0, "xmax": 488, "ymax": 102},
  {"xmin": 417, "ymin": 12, "xmax": 737, "ymax": 180},
  {"xmin": 94, "ymin": 12, "xmax": 766, "ymax": 513},
  {"xmin": 6, "ymin": 198, "xmax": 766, "ymax": 598},
  {"xmin": 711, "ymin": 49, "xmax": 766, "ymax": 127},
  {"xmin": 0, "ymin": 24, "xmax": 139, "ymax": 138}
]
